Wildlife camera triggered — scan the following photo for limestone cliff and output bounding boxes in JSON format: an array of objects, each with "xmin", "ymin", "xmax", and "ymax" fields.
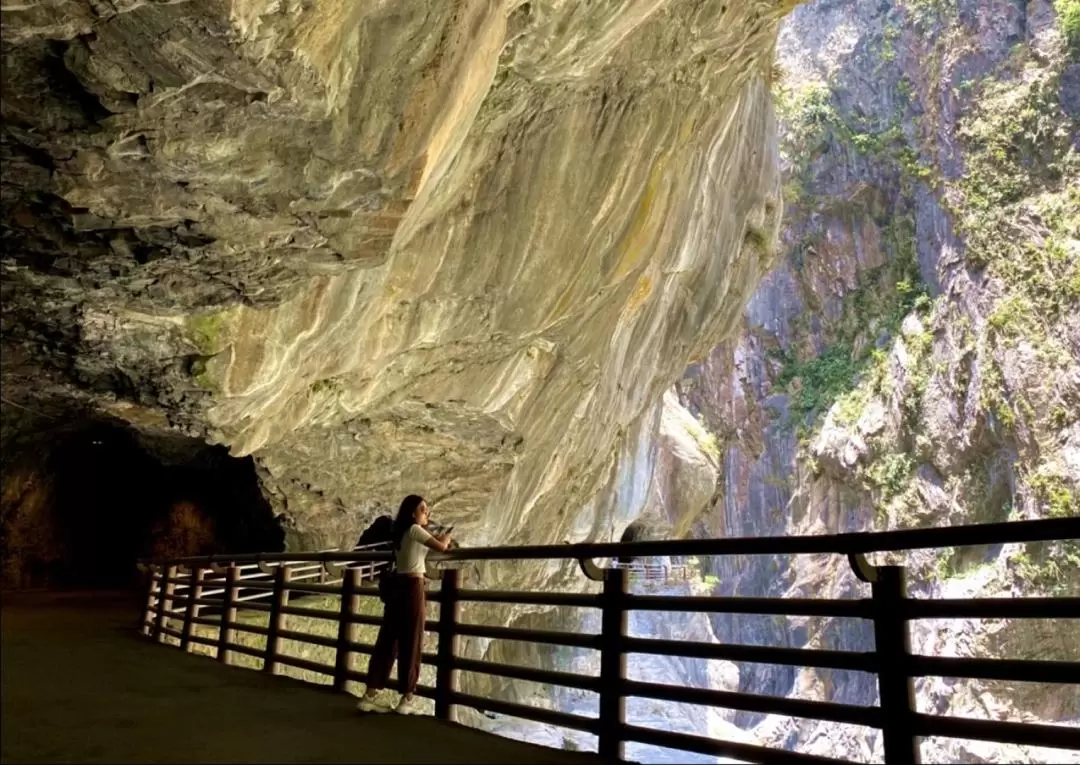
[
  {"xmin": 638, "ymin": 0, "xmax": 1078, "ymax": 761},
  {"xmin": 488, "ymin": 0, "xmax": 1078, "ymax": 761},
  {"xmin": 2, "ymin": 0, "xmax": 793, "ymax": 584}
]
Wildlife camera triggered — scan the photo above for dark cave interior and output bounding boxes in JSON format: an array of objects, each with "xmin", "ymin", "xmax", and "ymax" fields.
[{"xmin": 1, "ymin": 416, "xmax": 284, "ymax": 590}]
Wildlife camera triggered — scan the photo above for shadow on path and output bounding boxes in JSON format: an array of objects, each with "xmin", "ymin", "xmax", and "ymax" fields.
[{"xmin": 1, "ymin": 591, "xmax": 602, "ymax": 764}]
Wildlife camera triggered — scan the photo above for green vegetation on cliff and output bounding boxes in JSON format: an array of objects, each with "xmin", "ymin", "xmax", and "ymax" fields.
[
  {"xmin": 767, "ymin": 10, "xmax": 1078, "ymax": 586},
  {"xmin": 1056, "ymin": 0, "xmax": 1080, "ymax": 59},
  {"xmin": 186, "ymin": 311, "xmax": 231, "ymax": 355},
  {"xmin": 952, "ymin": 43, "xmax": 1079, "ymax": 460},
  {"xmin": 771, "ymin": 71, "xmax": 938, "ymax": 438},
  {"xmin": 770, "ymin": 206, "xmax": 930, "ymax": 436},
  {"xmin": 956, "ymin": 62, "xmax": 1080, "ymax": 325},
  {"xmin": 1014, "ymin": 470, "xmax": 1080, "ymax": 595}
]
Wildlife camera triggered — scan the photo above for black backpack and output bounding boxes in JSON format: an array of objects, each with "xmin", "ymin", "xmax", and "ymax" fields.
[
  {"xmin": 356, "ymin": 515, "xmax": 394, "ymax": 547},
  {"xmin": 355, "ymin": 515, "xmax": 396, "ymax": 602}
]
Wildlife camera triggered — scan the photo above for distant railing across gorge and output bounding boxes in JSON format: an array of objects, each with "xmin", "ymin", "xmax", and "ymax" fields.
[
  {"xmin": 139, "ymin": 517, "xmax": 1080, "ymax": 764},
  {"xmin": 610, "ymin": 561, "xmax": 694, "ymax": 582}
]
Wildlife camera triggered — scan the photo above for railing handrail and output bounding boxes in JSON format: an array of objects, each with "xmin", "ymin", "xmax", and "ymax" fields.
[{"xmin": 142, "ymin": 516, "xmax": 1077, "ymax": 568}]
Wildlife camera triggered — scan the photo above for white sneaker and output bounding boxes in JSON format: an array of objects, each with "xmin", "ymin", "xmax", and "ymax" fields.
[
  {"xmin": 395, "ymin": 695, "xmax": 424, "ymax": 715},
  {"xmin": 356, "ymin": 694, "xmax": 392, "ymax": 714}
]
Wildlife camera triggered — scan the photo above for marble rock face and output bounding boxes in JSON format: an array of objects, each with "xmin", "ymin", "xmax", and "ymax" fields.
[{"xmin": 2, "ymin": 0, "xmax": 789, "ymax": 572}]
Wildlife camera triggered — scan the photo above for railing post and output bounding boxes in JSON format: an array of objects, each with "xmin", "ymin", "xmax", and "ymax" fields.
[
  {"xmin": 264, "ymin": 566, "xmax": 290, "ymax": 675},
  {"xmin": 180, "ymin": 567, "xmax": 205, "ymax": 653},
  {"xmin": 141, "ymin": 566, "xmax": 158, "ymax": 637},
  {"xmin": 435, "ymin": 568, "xmax": 461, "ymax": 722},
  {"xmin": 599, "ymin": 567, "xmax": 628, "ymax": 761},
  {"xmin": 333, "ymin": 567, "xmax": 360, "ymax": 692},
  {"xmin": 871, "ymin": 565, "xmax": 920, "ymax": 764},
  {"xmin": 154, "ymin": 565, "xmax": 177, "ymax": 643},
  {"xmin": 192, "ymin": 567, "xmax": 206, "ymax": 621},
  {"xmin": 163, "ymin": 565, "xmax": 179, "ymax": 629},
  {"xmin": 217, "ymin": 564, "xmax": 239, "ymax": 664}
]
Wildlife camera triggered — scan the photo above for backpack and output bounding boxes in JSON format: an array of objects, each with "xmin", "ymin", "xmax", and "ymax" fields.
[
  {"xmin": 356, "ymin": 515, "xmax": 394, "ymax": 547},
  {"xmin": 355, "ymin": 515, "xmax": 396, "ymax": 602}
]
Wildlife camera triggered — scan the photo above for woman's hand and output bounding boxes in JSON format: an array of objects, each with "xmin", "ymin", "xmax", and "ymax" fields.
[{"xmin": 422, "ymin": 531, "xmax": 452, "ymax": 553}]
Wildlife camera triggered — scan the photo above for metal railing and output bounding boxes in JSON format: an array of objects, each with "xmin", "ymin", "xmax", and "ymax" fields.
[
  {"xmin": 139, "ymin": 517, "xmax": 1080, "ymax": 764},
  {"xmin": 610, "ymin": 561, "xmax": 693, "ymax": 582},
  {"xmin": 147, "ymin": 540, "xmax": 393, "ymax": 615}
]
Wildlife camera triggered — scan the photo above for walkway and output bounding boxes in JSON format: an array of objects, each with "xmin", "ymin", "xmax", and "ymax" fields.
[{"xmin": 1, "ymin": 591, "xmax": 601, "ymax": 764}]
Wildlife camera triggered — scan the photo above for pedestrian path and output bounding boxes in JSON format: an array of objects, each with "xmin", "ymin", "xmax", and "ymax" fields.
[{"xmin": 1, "ymin": 591, "xmax": 602, "ymax": 764}]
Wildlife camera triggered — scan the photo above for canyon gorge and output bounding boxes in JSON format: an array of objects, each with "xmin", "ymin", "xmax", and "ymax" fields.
[
  {"xmin": 501, "ymin": 0, "xmax": 1079, "ymax": 761},
  {"xmin": 2, "ymin": 0, "xmax": 1078, "ymax": 762}
]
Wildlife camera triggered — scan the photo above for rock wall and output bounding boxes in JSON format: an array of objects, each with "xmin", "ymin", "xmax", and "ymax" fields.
[
  {"xmin": 497, "ymin": 0, "xmax": 1080, "ymax": 762},
  {"xmin": 607, "ymin": 0, "xmax": 1079, "ymax": 761},
  {"xmin": 2, "ymin": 0, "xmax": 792, "ymax": 573}
]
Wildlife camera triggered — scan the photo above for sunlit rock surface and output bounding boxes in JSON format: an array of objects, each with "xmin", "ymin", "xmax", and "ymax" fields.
[
  {"xmin": 2, "ymin": 0, "xmax": 791, "ymax": 577},
  {"xmin": 581, "ymin": 0, "xmax": 1079, "ymax": 761}
]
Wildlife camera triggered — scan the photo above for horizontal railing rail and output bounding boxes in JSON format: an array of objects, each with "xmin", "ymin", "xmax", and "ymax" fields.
[
  {"xmin": 142, "ymin": 517, "xmax": 1078, "ymax": 568},
  {"xmin": 610, "ymin": 562, "xmax": 693, "ymax": 581},
  {"xmin": 138, "ymin": 517, "xmax": 1080, "ymax": 764}
]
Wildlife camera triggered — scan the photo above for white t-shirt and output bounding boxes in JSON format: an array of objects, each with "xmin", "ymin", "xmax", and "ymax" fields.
[{"xmin": 396, "ymin": 524, "xmax": 435, "ymax": 576}]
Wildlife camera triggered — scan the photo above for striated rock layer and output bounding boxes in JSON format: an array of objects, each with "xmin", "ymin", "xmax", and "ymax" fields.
[
  {"xmin": 1, "ymin": 0, "xmax": 792, "ymax": 582},
  {"xmin": 612, "ymin": 0, "xmax": 1078, "ymax": 761},
  {"xmin": 490, "ymin": 0, "xmax": 1077, "ymax": 761}
]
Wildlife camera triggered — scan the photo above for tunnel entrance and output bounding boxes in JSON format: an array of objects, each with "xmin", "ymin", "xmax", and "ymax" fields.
[
  {"xmin": 1, "ymin": 417, "xmax": 283, "ymax": 590},
  {"xmin": 617, "ymin": 521, "xmax": 649, "ymax": 566}
]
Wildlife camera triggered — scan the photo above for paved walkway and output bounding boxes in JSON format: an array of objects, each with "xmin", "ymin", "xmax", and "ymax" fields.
[{"xmin": 1, "ymin": 591, "xmax": 602, "ymax": 764}]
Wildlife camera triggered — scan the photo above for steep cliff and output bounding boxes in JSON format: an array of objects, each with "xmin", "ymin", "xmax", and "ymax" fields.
[
  {"xmin": 657, "ymin": 0, "xmax": 1078, "ymax": 761},
  {"xmin": 2, "ymin": 0, "xmax": 792, "ymax": 585},
  {"xmin": 497, "ymin": 0, "xmax": 1078, "ymax": 761}
]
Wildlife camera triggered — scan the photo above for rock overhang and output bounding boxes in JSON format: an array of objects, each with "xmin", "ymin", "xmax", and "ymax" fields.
[{"xmin": 2, "ymin": 0, "xmax": 794, "ymax": 560}]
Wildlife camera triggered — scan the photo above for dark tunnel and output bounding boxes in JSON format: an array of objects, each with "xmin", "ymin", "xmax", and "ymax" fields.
[
  {"xmin": 1, "ymin": 417, "xmax": 284, "ymax": 590},
  {"xmin": 617, "ymin": 521, "xmax": 649, "ymax": 566}
]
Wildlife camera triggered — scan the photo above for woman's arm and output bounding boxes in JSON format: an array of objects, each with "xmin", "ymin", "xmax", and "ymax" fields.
[
  {"xmin": 422, "ymin": 533, "xmax": 451, "ymax": 553},
  {"xmin": 412, "ymin": 524, "xmax": 451, "ymax": 552}
]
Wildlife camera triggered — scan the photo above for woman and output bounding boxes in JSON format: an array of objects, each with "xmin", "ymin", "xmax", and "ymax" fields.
[{"xmin": 357, "ymin": 494, "xmax": 451, "ymax": 715}]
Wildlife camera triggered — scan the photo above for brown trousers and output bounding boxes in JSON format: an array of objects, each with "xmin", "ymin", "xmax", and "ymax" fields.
[{"xmin": 367, "ymin": 574, "xmax": 425, "ymax": 695}]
